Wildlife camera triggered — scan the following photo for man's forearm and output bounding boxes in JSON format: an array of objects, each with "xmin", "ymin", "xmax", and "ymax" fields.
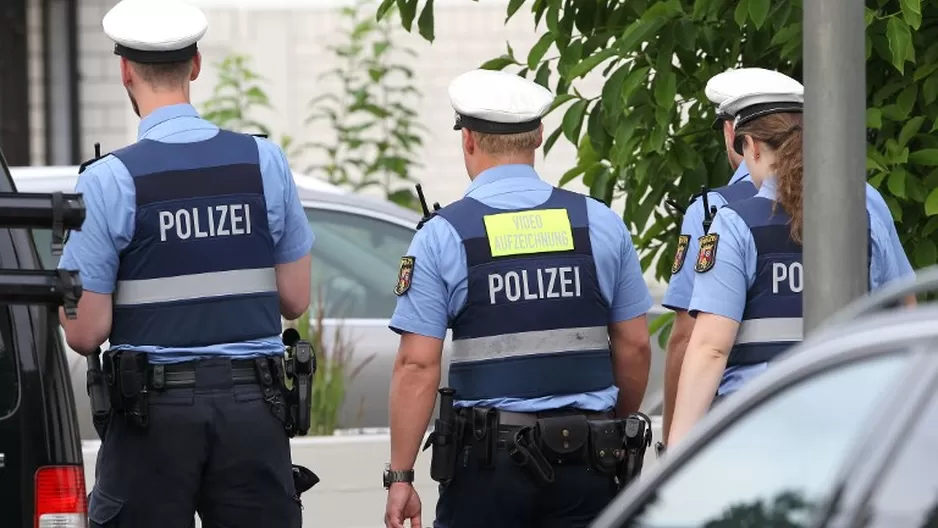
[
  {"xmin": 612, "ymin": 345, "xmax": 650, "ymax": 416},
  {"xmin": 662, "ymin": 315, "xmax": 692, "ymax": 443},
  {"xmin": 389, "ymin": 363, "xmax": 440, "ymax": 471}
]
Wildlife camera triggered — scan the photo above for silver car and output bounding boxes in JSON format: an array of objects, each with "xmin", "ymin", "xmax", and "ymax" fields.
[{"xmin": 12, "ymin": 165, "xmax": 666, "ymax": 440}]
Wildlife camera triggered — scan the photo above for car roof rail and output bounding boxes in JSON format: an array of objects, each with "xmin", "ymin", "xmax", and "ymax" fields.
[
  {"xmin": 0, "ymin": 190, "xmax": 85, "ymax": 318},
  {"xmin": 820, "ymin": 265, "xmax": 938, "ymax": 331}
]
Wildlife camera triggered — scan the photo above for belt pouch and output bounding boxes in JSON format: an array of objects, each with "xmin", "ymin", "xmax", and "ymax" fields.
[
  {"xmin": 587, "ymin": 419, "xmax": 624, "ymax": 475},
  {"xmin": 117, "ymin": 352, "xmax": 149, "ymax": 429},
  {"xmin": 535, "ymin": 415, "xmax": 589, "ymax": 464},
  {"xmin": 471, "ymin": 408, "xmax": 498, "ymax": 469}
]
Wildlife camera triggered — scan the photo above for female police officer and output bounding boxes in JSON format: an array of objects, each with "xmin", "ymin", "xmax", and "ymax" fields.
[{"xmin": 667, "ymin": 90, "xmax": 906, "ymax": 446}]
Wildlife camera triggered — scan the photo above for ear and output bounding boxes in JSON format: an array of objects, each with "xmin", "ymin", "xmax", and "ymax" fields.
[
  {"xmin": 119, "ymin": 57, "xmax": 133, "ymax": 88},
  {"xmin": 462, "ymin": 129, "xmax": 475, "ymax": 155},
  {"xmin": 723, "ymin": 120, "xmax": 735, "ymax": 148},
  {"xmin": 533, "ymin": 123, "xmax": 544, "ymax": 149},
  {"xmin": 190, "ymin": 53, "xmax": 202, "ymax": 81},
  {"xmin": 745, "ymin": 135, "xmax": 760, "ymax": 157}
]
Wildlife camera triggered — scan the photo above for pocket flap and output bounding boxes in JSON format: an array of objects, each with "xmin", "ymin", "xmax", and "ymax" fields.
[
  {"xmin": 88, "ymin": 487, "xmax": 124, "ymax": 524},
  {"xmin": 536, "ymin": 415, "xmax": 589, "ymax": 456}
]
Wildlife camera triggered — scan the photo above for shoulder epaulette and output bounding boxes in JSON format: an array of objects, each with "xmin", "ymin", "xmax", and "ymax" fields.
[
  {"xmin": 251, "ymin": 133, "xmax": 269, "ymax": 139},
  {"xmin": 78, "ymin": 153, "xmax": 111, "ymax": 174}
]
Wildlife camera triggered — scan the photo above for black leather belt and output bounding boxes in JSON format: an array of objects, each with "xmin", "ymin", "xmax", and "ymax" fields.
[{"xmin": 147, "ymin": 359, "xmax": 260, "ymax": 389}]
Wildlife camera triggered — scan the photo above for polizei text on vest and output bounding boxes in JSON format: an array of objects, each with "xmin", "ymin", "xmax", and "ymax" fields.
[
  {"xmin": 488, "ymin": 266, "xmax": 582, "ymax": 304},
  {"xmin": 159, "ymin": 204, "xmax": 253, "ymax": 242}
]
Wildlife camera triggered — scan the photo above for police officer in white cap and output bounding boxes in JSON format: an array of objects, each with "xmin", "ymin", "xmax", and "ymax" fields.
[
  {"xmin": 668, "ymin": 84, "xmax": 912, "ymax": 446},
  {"xmin": 383, "ymin": 69, "xmax": 653, "ymax": 528},
  {"xmin": 58, "ymin": 1, "xmax": 314, "ymax": 526},
  {"xmin": 659, "ymin": 67, "xmax": 916, "ymax": 447}
]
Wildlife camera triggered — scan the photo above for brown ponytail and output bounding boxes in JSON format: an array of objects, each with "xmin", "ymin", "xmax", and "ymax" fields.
[{"xmin": 735, "ymin": 113, "xmax": 805, "ymax": 243}]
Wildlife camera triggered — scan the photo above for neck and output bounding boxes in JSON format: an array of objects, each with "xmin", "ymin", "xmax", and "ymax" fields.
[
  {"xmin": 136, "ymin": 91, "xmax": 191, "ymax": 120},
  {"xmin": 469, "ymin": 152, "xmax": 536, "ymax": 180}
]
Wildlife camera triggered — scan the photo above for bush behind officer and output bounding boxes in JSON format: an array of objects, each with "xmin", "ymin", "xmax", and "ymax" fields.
[
  {"xmin": 383, "ymin": 69, "xmax": 653, "ymax": 528},
  {"xmin": 57, "ymin": 1, "xmax": 314, "ymax": 526}
]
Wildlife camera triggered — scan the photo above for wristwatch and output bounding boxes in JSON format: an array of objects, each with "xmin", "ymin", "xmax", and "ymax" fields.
[{"xmin": 383, "ymin": 464, "xmax": 415, "ymax": 489}]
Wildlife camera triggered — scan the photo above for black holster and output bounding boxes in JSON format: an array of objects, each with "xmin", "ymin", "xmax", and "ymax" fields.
[
  {"xmin": 103, "ymin": 351, "xmax": 149, "ymax": 430},
  {"xmin": 618, "ymin": 412, "xmax": 652, "ymax": 489},
  {"xmin": 86, "ymin": 351, "xmax": 111, "ymax": 439},
  {"xmin": 423, "ymin": 388, "xmax": 465, "ymax": 484},
  {"xmin": 508, "ymin": 425, "xmax": 554, "ymax": 488}
]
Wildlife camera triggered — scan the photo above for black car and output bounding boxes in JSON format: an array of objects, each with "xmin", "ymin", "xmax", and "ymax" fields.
[
  {"xmin": 591, "ymin": 272, "xmax": 938, "ymax": 528},
  {"xmin": 0, "ymin": 147, "xmax": 86, "ymax": 527}
]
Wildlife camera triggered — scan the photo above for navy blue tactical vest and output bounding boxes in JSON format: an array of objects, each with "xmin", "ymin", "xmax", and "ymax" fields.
[
  {"xmin": 436, "ymin": 188, "xmax": 613, "ymax": 400},
  {"xmin": 723, "ymin": 197, "xmax": 871, "ymax": 366},
  {"xmin": 109, "ymin": 130, "xmax": 281, "ymax": 348},
  {"xmin": 711, "ymin": 180, "xmax": 758, "ymax": 203}
]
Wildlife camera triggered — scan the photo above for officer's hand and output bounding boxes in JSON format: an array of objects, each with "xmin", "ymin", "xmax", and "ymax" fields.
[{"xmin": 384, "ymin": 482, "xmax": 422, "ymax": 528}]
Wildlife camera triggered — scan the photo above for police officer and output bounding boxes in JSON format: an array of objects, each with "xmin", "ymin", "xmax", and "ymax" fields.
[
  {"xmin": 667, "ymin": 89, "xmax": 907, "ymax": 446},
  {"xmin": 661, "ymin": 68, "xmax": 797, "ymax": 444},
  {"xmin": 382, "ymin": 69, "xmax": 653, "ymax": 528},
  {"xmin": 57, "ymin": 1, "xmax": 313, "ymax": 526},
  {"xmin": 660, "ymin": 68, "xmax": 917, "ymax": 445}
]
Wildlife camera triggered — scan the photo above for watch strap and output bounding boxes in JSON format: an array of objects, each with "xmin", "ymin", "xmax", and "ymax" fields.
[{"xmin": 383, "ymin": 468, "xmax": 415, "ymax": 489}]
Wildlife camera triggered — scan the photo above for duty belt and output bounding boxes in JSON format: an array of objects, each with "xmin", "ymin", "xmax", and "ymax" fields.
[{"xmin": 147, "ymin": 358, "xmax": 261, "ymax": 390}]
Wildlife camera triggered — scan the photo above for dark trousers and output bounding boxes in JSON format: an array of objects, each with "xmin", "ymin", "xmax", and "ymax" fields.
[
  {"xmin": 87, "ymin": 359, "xmax": 302, "ymax": 528},
  {"xmin": 434, "ymin": 443, "xmax": 618, "ymax": 528}
]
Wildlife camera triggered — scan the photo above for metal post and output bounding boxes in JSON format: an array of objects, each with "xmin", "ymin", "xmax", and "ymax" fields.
[{"xmin": 803, "ymin": 1, "xmax": 867, "ymax": 334}]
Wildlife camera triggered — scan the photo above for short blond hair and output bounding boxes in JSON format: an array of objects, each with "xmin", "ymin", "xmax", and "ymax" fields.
[{"xmin": 473, "ymin": 129, "xmax": 541, "ymax": 156}]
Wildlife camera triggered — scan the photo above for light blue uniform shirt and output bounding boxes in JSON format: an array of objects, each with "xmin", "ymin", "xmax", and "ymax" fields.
[
  {"xmin": 389, "ymin": 164, "xmax": 653, "ymax": 412},
  {"xmin": 663, "ymin": 161, "xmax": 752, "ymax": 311},
  {"xmin": 688, "ymin": 177, "xmax": 904, "ymax": 394},
  {"xmin": 59, "ymin": 103, "xmax": 314, "ymax": 362}
]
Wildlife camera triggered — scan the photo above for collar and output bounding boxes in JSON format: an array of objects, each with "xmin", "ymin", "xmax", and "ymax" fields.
[
  {"xmin": 728, "ymin": 160, "xmax": 750, "ymax": 184},
  {"xmin": 464, "ymin": 164, "xmax": 540, "ymax": 197},
  {"xmin": 757, "ymin": 176, "xmax": 778, "ymax": 199},
  {"xmin": 137, "ymin": 103, "xmax": 200, "ymax": 140}
]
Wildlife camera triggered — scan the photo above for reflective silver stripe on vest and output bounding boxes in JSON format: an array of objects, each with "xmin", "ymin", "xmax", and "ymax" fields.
[
  {"xmin": 451, "ymin": 326, "xmax": 609, "ymax": 363},
  {"xmin": 735, "ymin": 317, "xmax": 803, "ymax": 345},
  {"xmin": 114, "ymin": 267, "xmax": 277, "ymax": 306}
]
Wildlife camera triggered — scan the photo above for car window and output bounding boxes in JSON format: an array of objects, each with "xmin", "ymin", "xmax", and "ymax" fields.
[
  {"xmin": 863, "ymin": 384, "xmax": 938, "ymax": 528},
  {"xmin": 625, "ymin": 353, "xmax": 910, "ymax": 528},
  {"xmin": 0, "ymin": 305, "xmax": 19, "ymax": 419},
  {"xmin": 32, "ymin": 229, "xmax": 58, "ymax": 269},
  {"xmin": 306, "ymin": 207, "xmax": 414, "ymax": 319}
]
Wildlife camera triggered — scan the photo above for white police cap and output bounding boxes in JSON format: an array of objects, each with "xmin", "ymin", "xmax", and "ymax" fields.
[
  {"xmin": 449, "ymin": 69, "xmax": 554, "ymax": 134},
  {"xmin": 706, "ymin": 68, "xmax": 803, "ymax": 129},
  {"xmin": 103, "ymin": 0, "xmax": 208, "ymax": 64}
]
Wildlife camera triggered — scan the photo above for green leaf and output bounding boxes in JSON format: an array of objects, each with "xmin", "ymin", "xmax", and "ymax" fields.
[
  {"xmin": 527, "ymin": 33, "xmax": 555, "ymax": 70},
  {"xmin": 398, "ymin": 0, "xmax": 418, "ymax": 31},
  {"xmin": 417, "ymin": 0, "xmax": 435, "ymax": 41},
  {"xmin": 648, "ymin": 309, "xmax": 675, "ymax": 336},
  {"xmin": 543, "ymin": 126, "xmax": 564, "ymax": 156},
  {"xmin": 897, "ymin": 84, "xmax": 918, "ymax": 116},
  {"xmin": 534, "ymin": 61, "xmax": 551, "ymax": 88},
  {"xmin": 914, "ymin": 238, "xmax": 937, "ymax": 267},
  {"xmin": 926, "ymin": 187, "xmax": 938, "ymax": 216},
  {"xmin": 654, "ymin": 71, "xmax": 677, "ymax": 108},
  {"xmin": 864, "ymin": 7, "xmax": 875, "ymax": 27},
  {"xmin": 567, "ymin": 48, "xmax": 617, "ymax": 80},
  {"xmin": 923, "ymin": 216, "xmax": 938, "ymax": 237},
  {"xmin": 559, "ymin": 164, "xmax": 588, "ymax": 187},
  {"xmin": 548, "ymin": 93, "xmax": 577, "ymax": 114},
  {"xmin": 887, "ymin": 170, "xmax": 907, "ymax": 199},
  {"xmin": 479, "ymin": 55, "xmax": 515, "ymax": 71},
  {"xmin": 923, "ymin": 73, "xmax": 938, "ymax": 105},
  {"xmin": 748, "ymin": 0, "xmax": 770, "ymax": 28},
  {"xmin": 621, "ymin": 66, "xmax": 651, "ymax": 104},
  {"xmin": 886, "ymin": 17, "xmax": 913, "ymax": 74},
  {"xmin": 910, "ymin": 149, "xmax": 938, "ymax": 166},
  {"xmin": 898, "ymin": 116, "xmax": 925, "ymax": 147},
  {"xmin": 734, "ymin": 0, "xmax": 750, "ymax": 27},
  {"xmin": 900, "ymin": 0, "xmax": 922, "ymax": 30},
  {"xmin": 376, "ymin": 0, "xmax": 397, "ymax": 21},
  {"xmin": 506, "ymin": 0, "xmax": 526, "ymax": 21},
  {"xmin": 561, "ymin": 99, "xmax": 589, "ymax": 143},
  {"xmin": 866, "ymin": 108, "xmax": 883, "ymax": 129}
]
